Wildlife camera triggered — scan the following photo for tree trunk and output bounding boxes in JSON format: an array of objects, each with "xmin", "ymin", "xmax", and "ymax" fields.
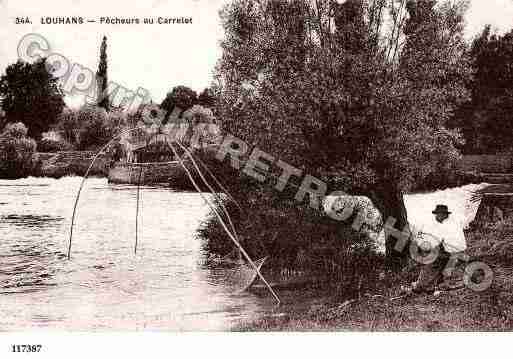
[{"xmin": 368, "ymin": 183, "xmax": 410, "ymax": 270}]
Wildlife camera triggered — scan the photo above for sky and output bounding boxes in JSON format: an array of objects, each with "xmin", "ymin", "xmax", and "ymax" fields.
[{"xmin": 0, "ymin": 0, "xmax": 512, "ymax": 108}]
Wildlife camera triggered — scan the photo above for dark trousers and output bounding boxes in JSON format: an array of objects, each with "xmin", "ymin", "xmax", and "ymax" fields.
[{"xmin": 415, "ymin": 246, "xmax": 452, "ymax": 292}]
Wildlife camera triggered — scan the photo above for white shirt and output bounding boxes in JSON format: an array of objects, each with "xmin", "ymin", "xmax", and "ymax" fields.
[{"xmin": 413, "ymin": 216, "xmax": 467, "ymax": 253}]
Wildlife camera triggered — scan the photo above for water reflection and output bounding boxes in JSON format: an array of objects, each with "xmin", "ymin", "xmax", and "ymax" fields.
[
  {"xmin": 0, "ymin": 177, "xmax": 272, "ymax": 330},
  {"xmin": 1, "ymin": 214, "xmax": 63, "ymax": 228}
]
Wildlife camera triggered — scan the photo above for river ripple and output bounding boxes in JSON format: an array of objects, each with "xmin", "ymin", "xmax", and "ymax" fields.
[{"xmin": 0, "ymin": 177, "xmax": 273, "ymax": 331}]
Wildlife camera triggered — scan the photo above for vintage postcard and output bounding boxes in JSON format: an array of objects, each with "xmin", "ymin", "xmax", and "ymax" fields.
[{"xmin": 0, "ymin": 0, "xmax": 512, "ymax": 356}]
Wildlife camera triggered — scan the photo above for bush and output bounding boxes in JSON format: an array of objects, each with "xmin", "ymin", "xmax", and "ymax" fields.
[
  {"xmin": 183, "ymin": 105, "xmax": 215, "ymax": 125},
  {"xmin": 198, "ymin": 196, "xmax": 383, "ymax": 296},
  {"xmin": 197, "ymin": 161, "xmax": 380, "ymax": 284},
  {"xmin": 76, "ymin": 106, "xmax": 111, "ymax": 150},
  {"xmin": 55, "ymin": 107, "xmax": 127, "ymax": 151},
  {"xmin": 0, "ymin": 122, "xmax": 37, "ymax": 178},
  {"xmin": 466, "ymin": 219, "xmax": 513, "ymax": 265},
  {"xmin": 55, "ymin": 108, "xmax": 80, "ymax": 146},
  {"xmin": 182, "ymin": 105, "xmax": 220, "ymax": 147}
]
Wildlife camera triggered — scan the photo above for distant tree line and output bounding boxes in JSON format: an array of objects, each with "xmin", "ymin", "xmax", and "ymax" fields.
[
  {"xmin": 454, "ymin": 26, "xmax": 513, "ymax": 154},
  {"xmin": 0, "ymin": 33, "xmax": 217, "ymax": 179},
  {"xmin": 160, "ymin": 85, "xmax": 216, "ymax": 122},
  {"xmin": 0, "ymin": 31, "xmax": 216, "ymax": 152}
]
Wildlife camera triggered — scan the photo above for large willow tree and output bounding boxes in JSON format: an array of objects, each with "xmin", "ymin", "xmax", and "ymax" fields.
[{"xmin": 214, "ymin": 0, "xmax": 471, "ymax": 265}]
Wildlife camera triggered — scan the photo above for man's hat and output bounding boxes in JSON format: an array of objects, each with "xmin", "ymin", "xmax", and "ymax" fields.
[{"xmin": 432, "ymin": 204, "xmax": 451, "ymax": 215}]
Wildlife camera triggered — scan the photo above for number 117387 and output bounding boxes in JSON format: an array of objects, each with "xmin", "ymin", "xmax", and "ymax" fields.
[{"xmin": 11, "ymin": 345, "xmax": 42, "ymax": 353}]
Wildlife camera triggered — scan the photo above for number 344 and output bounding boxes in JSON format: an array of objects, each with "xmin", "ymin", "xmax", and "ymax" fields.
[{"xmin": 11, "ymin": 345, "xmax": 42, "ymax": 353}]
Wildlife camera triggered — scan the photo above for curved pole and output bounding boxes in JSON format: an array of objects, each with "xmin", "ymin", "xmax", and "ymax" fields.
[
  {"xmin": 166, "ymin": 140, "xmax": 281, "ymax": 305},
  {"xmin": 176, "ymin": 143, "xmax": 269, "ymax": 257},
  {"xmin": 174, "ymin": 141, "xmax": 240, "ymax": 243},
  {"xmin": 67, "ymin": 126, "xmax": 148, "ymax": 259},
  {"xmin": 185, "ymin": 145, "xmax": 244, "ymax": 215},
  {"xmin": 68, "ymin": 126, "xmax": 280, "ymax": 303},
  {"xmin": 135, "ymin": 165, "xmax": 143, "ymax": 254}
]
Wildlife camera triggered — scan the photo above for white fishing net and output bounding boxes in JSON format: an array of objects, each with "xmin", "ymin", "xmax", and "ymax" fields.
[
  {"xmin": 324, "ymin": 183, "xmax": 489, "ymax": 254},
  {"xmin": 404, "ymin": 183, "xmax": 488, "ymax": 232}
]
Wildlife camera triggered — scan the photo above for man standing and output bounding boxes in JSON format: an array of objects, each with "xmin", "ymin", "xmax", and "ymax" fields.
[{"xmin": 410, "ymin": 204, "xmax": 467, "ymax": 294}]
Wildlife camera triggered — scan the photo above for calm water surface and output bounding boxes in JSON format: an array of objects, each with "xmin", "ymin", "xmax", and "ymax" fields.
[{"xmin": 0, "ymin": 177, "xmax": 275, "ymax": 331}]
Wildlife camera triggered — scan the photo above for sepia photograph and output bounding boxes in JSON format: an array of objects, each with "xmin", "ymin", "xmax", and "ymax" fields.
[{"xmin": 1, "ymin": 0, "xmax": 513, "ymax": 356}]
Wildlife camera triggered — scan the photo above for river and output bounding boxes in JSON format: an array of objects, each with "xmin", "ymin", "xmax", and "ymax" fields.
[{"xmin": 0, "ymin": 177, "xmax": 274, "ymax": 331}]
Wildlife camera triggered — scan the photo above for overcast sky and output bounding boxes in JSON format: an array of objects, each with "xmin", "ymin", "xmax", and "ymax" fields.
[{"xmin": 1, "ymin": 0, "xmax": 512, "ymax": 108}]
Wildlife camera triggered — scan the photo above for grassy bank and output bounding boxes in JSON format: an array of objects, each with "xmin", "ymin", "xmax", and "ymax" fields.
[
  {"xmin": 193, "ymin": 154, "xmax": 511, "ymax": 331},
  {"xmin": 32, "ymin": 151, "xmax": 109, "ymax": 178},
  {"xmin": 234, "ymin": 220, "xmax": 513, "ymax": 331}
]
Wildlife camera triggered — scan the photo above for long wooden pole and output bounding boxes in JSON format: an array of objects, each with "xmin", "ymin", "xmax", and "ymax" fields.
[
  {"xmin": 135, "ymin": 165, "xmax": 143, "ymax": 254},
  {"xmin": 166, "ymin": 140, "xmax": 281, "ymax": 305},
  {"xmin": 174, "ymin": 142, "xmax": 240, "ymax": 241},
  {"xmin": 68, "ymin": 136, "xmax": 123, "ymax": 259},
  {"xmin": 68, "ymin": 126, "xmax": 150, "ymax": 259},
  {"xmin": 188, "ymin": 149, "xmax": 244, "ymax": 215}
]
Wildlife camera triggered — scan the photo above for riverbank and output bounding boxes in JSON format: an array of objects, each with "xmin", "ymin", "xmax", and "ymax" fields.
[
  {"xmin": 32, "ymin": 151, "xmax": 109, "ymax": 178},
  {"xmin": 2, "ymin": 150, "xmax": 490, "ymax": 186},
  {"xmin": 1, "ymin": 150, "xmax": 221, "ymax": 191},
  {"xmin": 236, "ymin": 220, "xmax": 513, "ymax": 331}
]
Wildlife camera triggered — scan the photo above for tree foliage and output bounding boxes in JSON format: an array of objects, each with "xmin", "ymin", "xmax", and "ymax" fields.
[
  {"xmin": 56, "ymin": 108, "xmax": 81, "ymax": 146},
  {"xmin": 183, "ymin": 104, "xmax": 220, "ymax": 147},
  {"xmin": 457, "ymin": 26, "xmax": 513, "ymax": 153},
  {"xmin": 96, "ymin": 36, "xmax": 110, "ymax": 111},
  {"xmin": 214, "ymin": 0, "xmax": 471, "ymax": 263},
  {"xmin": 160, "ymin": 85, "xmax": 198, "ymax": 122},
  {"xmin": 198, "ymin": 87, "xmax": 217, "ymax": 108},
  {"xmin": 53, "ymin": 106, "xmax": 127, "ymax": 150},
  {"xmin": 0, "ymin": 122, "xmax": 37, "ymax": 178},
  {"xmin": 0, "ymin": 59, "xmax": 65, "ymax": 139}
]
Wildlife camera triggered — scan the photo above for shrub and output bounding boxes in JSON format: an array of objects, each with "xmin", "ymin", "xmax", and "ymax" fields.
[
  {"xmin": 466, "ymin": 219, "xmax": 513, "ymax": 265},
  {"xmin": 76, "ymin": 106, "xmax": 110, "ymax": 150},
  {"xmin": 55, "ymin": 108, "xmax": 80, "ymax": 146},
  {"xmin": 0, "ymin": 122, "xmax": 37, "ymax": 178},
  {"xmin": 183, "ymin": 105, "xmax": 215, "ymax": 125},
  {"xmin": 182, "ymin": 105, "xmax": 220, "ymax": 147},
  {"xmin": 196, "ymin": 162, "xmax": 380, "ymax": 281},
  {"xmin": 55, "ymin": 107, "xmax": 127, "ymax": 151},
  {"xmin": 198, "ymin": 195, "xmax": 383, "ymax": 296}
]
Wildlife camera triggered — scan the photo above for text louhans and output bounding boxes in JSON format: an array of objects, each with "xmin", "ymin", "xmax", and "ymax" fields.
[{"xmin": 36, "ymin": 16, "xmax": 193, "ymax": 25}]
